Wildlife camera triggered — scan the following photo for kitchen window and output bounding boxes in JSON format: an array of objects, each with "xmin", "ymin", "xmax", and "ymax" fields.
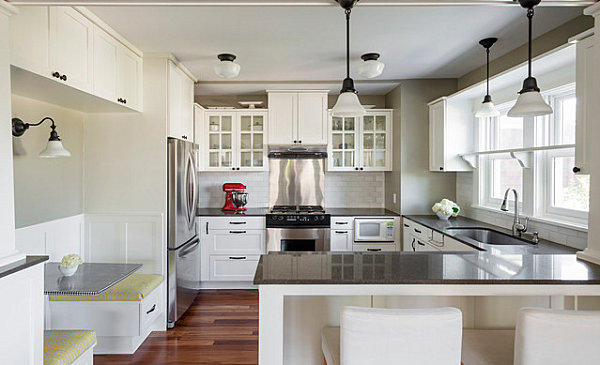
[{"xmin": 478, "ymin": 83, "xmax": 589, "ymax": 226}]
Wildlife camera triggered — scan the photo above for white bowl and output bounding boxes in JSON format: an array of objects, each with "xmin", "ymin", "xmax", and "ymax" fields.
[
  {"xmin": 59, "ymin": 265, "xmax": 78, "ymax": 277},
  {"xmin": 436, "ymin": 212, "xmax": 452, "ymax": 220}
]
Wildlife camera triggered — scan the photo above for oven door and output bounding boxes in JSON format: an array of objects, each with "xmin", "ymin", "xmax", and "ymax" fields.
[
  {"xmin": 266, "ymin": 228, "xmax": 330, "ymax": 252},
  {"xmin": 354, "ymin": 219, "xmax": 395, "ymax": 242}
]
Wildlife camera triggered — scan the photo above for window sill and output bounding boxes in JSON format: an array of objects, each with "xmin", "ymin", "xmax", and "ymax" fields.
[{"xmin": 469, "ymin": 205, "xmax": 588, "ymax": 233}]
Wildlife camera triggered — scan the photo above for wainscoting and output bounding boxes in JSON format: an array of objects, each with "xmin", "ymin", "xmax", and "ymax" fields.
[{"xmin": 15, "ymin": 215, "xmax": 84, "ymax": 262}]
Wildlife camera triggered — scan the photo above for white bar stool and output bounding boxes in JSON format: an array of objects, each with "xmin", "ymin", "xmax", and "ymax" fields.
[{"xmin": 321, "ymin": 306, "xmax": 463, "ymax": 365}]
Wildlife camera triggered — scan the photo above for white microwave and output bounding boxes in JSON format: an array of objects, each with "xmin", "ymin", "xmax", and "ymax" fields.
[{"xmin": 354, "ymin": 218, "xmax": 395, "ymax": 242}]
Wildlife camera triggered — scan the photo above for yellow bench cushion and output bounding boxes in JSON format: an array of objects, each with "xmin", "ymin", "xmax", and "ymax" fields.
[
  {"xmin": 44, "ymin": 330, "xmax": 96, "ymax": 365},
  {"xmin": 49, "ymin": 274, "xmax": 163, "ymax": 302}
]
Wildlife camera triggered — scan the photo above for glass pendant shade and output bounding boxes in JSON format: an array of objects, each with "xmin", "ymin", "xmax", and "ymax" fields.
[
  {"xmin": 358, "ymin": 53, "xmax": 385, "ymax": 78},
  {"xmin": 507, "ymin": 90, "xmax": 552, "ymax": 117},
  {"xmin": 475, "ymin": 100, "xmax": 501, "ymax": 118},
  {"xmin": 40, "ymin": 140, "xmax": 71, "ymax": 158},
  {"xmin": 214, "ymin": 54, "xmax": 240, "ymax": 79},
  {"xmin": 332, "ymin": 91, "xmax": 366, "ymax": 117}
]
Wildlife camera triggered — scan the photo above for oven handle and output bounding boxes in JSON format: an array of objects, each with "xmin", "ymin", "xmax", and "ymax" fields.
[{"xmin": 367, "ymin": 248, "xmax": 382, "ymax": 252}]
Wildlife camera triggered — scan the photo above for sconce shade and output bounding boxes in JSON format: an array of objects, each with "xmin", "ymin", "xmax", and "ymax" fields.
[
  {"xmin": 40, "ymin": 140, "xmax": 71, "ymax": 158},
  {"xmin": 11, "ymin": 117, "xmax": 71, "ymax": 158}
]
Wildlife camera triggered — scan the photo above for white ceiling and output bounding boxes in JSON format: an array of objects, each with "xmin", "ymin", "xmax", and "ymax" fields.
[{"xmin": 86, "ymin": 3, "xmax": 585, "ymax": 95}]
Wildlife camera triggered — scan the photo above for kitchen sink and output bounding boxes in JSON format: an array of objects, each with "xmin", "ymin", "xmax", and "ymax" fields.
[{"xmin": 445, "ymin": 227, "xmax": 535, "ymax": 246}]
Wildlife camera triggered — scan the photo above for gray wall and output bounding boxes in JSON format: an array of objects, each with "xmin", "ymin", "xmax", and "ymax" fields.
[
  {"xmin": 195, "ymin": 94, "xmax": 387, "ymax": 109},
  {"xmin": 12, "ymin": 95, "xmax": 84, "ymax": 228},
  {"xmin": 384, "ymin": 79, "xmax": 458, "ymax": 215}
]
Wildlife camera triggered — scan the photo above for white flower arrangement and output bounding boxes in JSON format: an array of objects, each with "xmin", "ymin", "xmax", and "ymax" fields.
[
  {"xmin": 60, "ymin": 254, "xmax": 83, "ymax": 268},
  {"xmin": 432, "ymin": 199, "xmax": 460, "ymax": 218}
]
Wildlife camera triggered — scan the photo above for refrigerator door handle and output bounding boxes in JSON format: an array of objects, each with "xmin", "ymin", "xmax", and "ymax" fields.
[
  {"xmin": 179, "ymin": 238, "xmax": 200, "ymax": 258},
  {"xmin": 184, "ymin": 153, "xmax": 196, "ymax": 230}
]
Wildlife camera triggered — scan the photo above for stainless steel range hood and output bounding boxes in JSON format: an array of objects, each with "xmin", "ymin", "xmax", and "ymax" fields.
[{"xmin": 268, "ymin": 146, "xmax": 327, "ymax": 208}]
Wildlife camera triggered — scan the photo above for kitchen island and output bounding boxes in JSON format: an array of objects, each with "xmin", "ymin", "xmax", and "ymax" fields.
[{"xmin": 254, "ymin": 251, "xmax": 600, "ymax": 365}]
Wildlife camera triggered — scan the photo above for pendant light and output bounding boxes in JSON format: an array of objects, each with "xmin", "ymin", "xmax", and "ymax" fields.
[
  {"xmin": 12, "ymin": 117, "xmax": 71, "ymax": 158},
  {"xmin": 214, "ymin": 53, "xmax": 241, "ymax": 79},
  {"xmin": 358, "ymin": 53, "xmax": 385, "ymax": 79},
  {"xmin": 507, "ymin": 0, "xmax": 553, "ymax": 118},
  {"xmin": 475, "ymin": 38, "xmax": 500, "ymax": 118},
  {"xmin": 331, "ymin": 0, "xmax": 366, "ymax": 118}
]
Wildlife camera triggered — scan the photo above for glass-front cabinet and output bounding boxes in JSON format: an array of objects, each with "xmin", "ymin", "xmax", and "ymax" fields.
[
  {"xmin": 201, "ymin": 110, "xmax": 268, "ymax": 171},
  {"xmin": 328, "ymin": 110, "xmax": 393, "ymax": 171}
]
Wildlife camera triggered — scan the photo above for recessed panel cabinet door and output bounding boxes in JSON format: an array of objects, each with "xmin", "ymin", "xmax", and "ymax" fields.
[
  {"xmin": 49, "ymin": 7, "xmax": 94, "ymax": 92},
  {"xmin": 93, "ymin": 26, "xmax": 118, "ymax": 102},
  {"xmin": 268, "ymin": 93, "xmax": 297, "ymax": 144},
  {"xmin": 297, "ymin": 93, "xmax": 327, "ymax": 144},
  {"xmin": 117, "ymin": 45, "xmax": 142, "ymax": 111},
  {"xmin": 9, "ymin": 6, "xmax": 50, "ymax": 76},
  {"xmin": 429, "ymin": 99, "xmax": 446, "ymax": 172}
]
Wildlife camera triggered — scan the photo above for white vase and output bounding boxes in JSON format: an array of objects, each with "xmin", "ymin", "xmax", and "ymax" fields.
[
  {"xmin": 436, "ymin": 212, "xmax": 451, "ymax": 220},
  {"xmin": 59, "ymin": 265, "xmax": 78, "ymax": 277}
]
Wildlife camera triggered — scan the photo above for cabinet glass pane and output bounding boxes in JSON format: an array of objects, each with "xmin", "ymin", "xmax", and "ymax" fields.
[
  {"xmin": 363, "ymin": 151, "xmax": 373, "ymax": 167},
  {"xmin": 221, "ymin": 134, "xmax": 232, "ymax": 149},
  {"xmin": 209, "ymin": 152, "xmax": 219, "ymax": 167},
  {"xmin": 240, "ymin": 116, "xmax": 252, "ymax": 131},
  {"xmin": 363, "ymin": 116, "xmax": 374, "ymax": 131},
  {"xmin": 344, "ymin": 118, "xmax": 355, "ymax": 131},
  {"xmin": 253, "ymin": 152, "xmax": 263, "ymax": 167},
  {"xmin": 209, "ymin": 117, "xmax": 220, "ymax": 132},
  {"xmin": 254, "ymin": 116, "xmax": 264, "ymax": 131},
  {"xmin": 375, "ymin": 133, "xmax": 386, "ymax": 149},
  {"xmin": 221, "ymin": 151, "xmax": 232, "ymax": 167},
  {"xmin": 375, "ymin": 151, "xmax": 386, "ymax": 167},
  {"xmin": 332, "ymin": 117, "xmax": 343, "ymax": 131},
  {"xmin": 332, "ymin": 152, "xmax": 343, "ymax": 167},
  {"xmin": 209, "ymin": 134, "xmax": 220, "ymax": 149},
  {"xmin": 240, "ymin": 151, "xmax": 251, "ymax": 167},
  {"xmin": 363, "ymin": 134, "xmax": 374, "ymax": 149},
  {"xmin": 344, "ymin": 151, "xmax": 354, "ymax": 167},
  {"xmin": 253, "ymin": 134, "xmax": 263, "ymax": 149},
  {"xmin": 345, "ymin": 133, "xmax": 355, "ymax": 149},
  {"xmin": 376, "ymin": 116, "xmax": 386, "ymax": 131},
  {"xmin": 240, "ymin": 133, "xmax": 251, "ymax": 149},
  {"xmin": 332, "ymin": 134, "xmax": 343, "ymax": 149},
  {"xmin": 222, "ymin": 116, "xmax": 232, "ymax": 131}
]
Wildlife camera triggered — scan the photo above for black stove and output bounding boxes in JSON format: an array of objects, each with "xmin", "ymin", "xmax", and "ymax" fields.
[{"xmin": 267, "ymin": 205, "xmax": 330, "ymax": 228}]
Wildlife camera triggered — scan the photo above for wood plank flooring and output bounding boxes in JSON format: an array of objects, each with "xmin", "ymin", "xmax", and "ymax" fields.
[{"xmin": 94, "ymin": 289, "xmax": 259, "ymax": 365}]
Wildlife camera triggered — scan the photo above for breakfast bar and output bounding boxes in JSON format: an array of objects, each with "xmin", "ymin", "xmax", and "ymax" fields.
[{"xmin": 254, "ymin": 251, "xmax": 600, "ymax": 365}]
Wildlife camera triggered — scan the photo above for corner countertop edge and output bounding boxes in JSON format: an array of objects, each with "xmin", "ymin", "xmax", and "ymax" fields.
[{"xmin": 0, "ymin": 255, "xmax": 49, "ymax": 280}]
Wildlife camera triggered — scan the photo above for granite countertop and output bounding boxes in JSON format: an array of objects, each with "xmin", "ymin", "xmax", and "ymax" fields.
[
  {"xmin": 197, "ymin": 207, "xmax": 399, "ymax": 217},
  {"xmin": 253, "ymin": 251, "xmax": 600, "ymax": 285},
  {"xmin": 197, "ymin": 208, "xmax": 270, "ymax": 216},
  {"xmin": 0, "ymin": 255, "xmax": 48, "ymax": 279},
  {"xmin": 44, "ymin": 262, "xmax": 142, "ymax": 295},
  {"xmin": 403, "ymin": 215, "xmax": 576, "ymax": 255}
]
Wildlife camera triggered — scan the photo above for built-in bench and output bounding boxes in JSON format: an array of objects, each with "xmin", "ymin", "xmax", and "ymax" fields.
[
  {"xmin": 44, "ymin": 330, "xmax": 96, "ymax": 365},
  {"xmin": 47, "ymin": 274, "xmax": 164, "ymax": 354}
]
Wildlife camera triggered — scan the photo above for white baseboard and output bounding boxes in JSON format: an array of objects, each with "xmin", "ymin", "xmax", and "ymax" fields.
[{"xmin": 199, "ymin": 281, "xmax": 257, "ymax": 290}]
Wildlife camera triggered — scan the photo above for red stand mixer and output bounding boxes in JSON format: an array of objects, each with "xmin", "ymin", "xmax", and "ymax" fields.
[{"xmin": 222, "ymin": 183, "xmax": 248, "ymax": 211}]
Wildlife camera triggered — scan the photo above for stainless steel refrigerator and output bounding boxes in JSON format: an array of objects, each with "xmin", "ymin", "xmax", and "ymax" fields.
[{"xmin": 167, "ymin": 137, "xmax": 200, "ymax": 328}]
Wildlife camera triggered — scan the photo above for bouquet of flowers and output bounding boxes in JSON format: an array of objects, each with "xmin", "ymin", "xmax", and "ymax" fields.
[
  {"xmin": 61, "ymin": 254, "xmax": 83, "ymax": 268},
  {"xmin": 432, "ymin": 199, "xmax": 460, "ymax": 220}
]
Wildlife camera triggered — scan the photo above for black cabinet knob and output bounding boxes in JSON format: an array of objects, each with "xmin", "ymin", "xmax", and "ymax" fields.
[
  {"xmin": 60, "ymin": 74, "xmax": 67, "ymax": 81},
  {"xmin": 232, "ymin": 167, "xmax": 236, "ymax": 171},
  {"xmin": 360, "ymin": 167, "xmax": 364, "ymax": 171},
  {"xmin": 123, "ymin": 99, "xmax": 126, "ymax": 104},
  {"xmin": 355, "ymin": 167, "xmax": 359, "ymax": 171},
  {"xmin": 439, "ymin": 167, "xmax": 444, "ymax": 171},
  {"xmin": 237, "ymin": 167, "xmax": 240, "ymax": 171},
  {"xmin": 298, "ymin": 140, "xmax": 302, "ymax": 144},
  {"xmin": 52, "ymin": 72, "xmax": 60, "ymax": 78},
  {"xmin": 573, "ymin": 167, "xmax": 581, "ymax": 173},
  {"xmin": 293, "ymin": 140, "xmax": 297, "ymax": 143}
]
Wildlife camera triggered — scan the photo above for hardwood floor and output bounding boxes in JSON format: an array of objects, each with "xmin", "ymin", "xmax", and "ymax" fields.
[{"xmin": 94, "ymin": 290, "xmax": 259, "ymax": 365}]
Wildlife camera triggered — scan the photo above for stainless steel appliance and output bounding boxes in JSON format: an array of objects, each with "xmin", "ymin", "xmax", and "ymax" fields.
[
  {"xmin": 267, "ymin": 147, "xmax": 330, "ymax": 252},
  {"xmin": 354, "ymin": 218, "xmax": 396, "ymax": 242},
  {"xmin": 167, "ymin": 138, "xmax": 199, "ymax": 328}
]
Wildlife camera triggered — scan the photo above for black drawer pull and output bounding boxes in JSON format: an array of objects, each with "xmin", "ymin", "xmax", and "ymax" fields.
[
  {"xmin": 414, "ymin": 229, "xmax": 422, "ymax": 234},
  {"xmin": 335, "ymin": 222, "xmax": 348, "ymax": 225},
  {"xmin": 367, "ymin": 248, "xmax": 382, "ymax": 252},
  {"xmin": 417, "ymin": 241, "xmax": 425, "ymax": 246},
  {"xmin": 335, "ymin": 231, "xmax": 348, "ymax": 234},
  {"xmin": 146, "ymin": 304, "xmax": 156, "ymax": 315},
  {"xmin": 403, "ymin": 224, "xmax": 409, "ymax": 227},
  {"xmin": 230, "ymin": 221, "xmax": 247, "ymax": 225},
  {"xmin": 229, "ymin": 231, "xmax": 247, "ymax": 234},
  {"xmin": 229, "ymin": 256, "xmax": 247, "ymax": 260}
]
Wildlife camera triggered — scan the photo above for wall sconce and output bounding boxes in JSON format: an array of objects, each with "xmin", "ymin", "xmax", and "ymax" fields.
[{"xmin": 12, "ymin": 117, "xmax": 71, "ymax": 158}]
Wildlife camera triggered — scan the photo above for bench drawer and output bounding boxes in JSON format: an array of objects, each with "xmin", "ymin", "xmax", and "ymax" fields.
[{"xmin": 139, "ymin": 286, "xmax": 160, "ymax": 333}]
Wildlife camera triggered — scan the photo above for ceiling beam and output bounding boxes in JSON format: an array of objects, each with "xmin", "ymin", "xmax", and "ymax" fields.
[{"xmin": 7, "ymin": 0, "xmax": 597, "ymax": 6}]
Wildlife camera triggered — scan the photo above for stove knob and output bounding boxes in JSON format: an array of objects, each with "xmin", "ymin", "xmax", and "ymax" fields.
[
  {"xmin": 271, "ymin": 215, "xmax": 277, "ymax": 220},
  {"xmin": 278, "ymin": 216, "xmax": 284, "ymax": 221},
  {"xmin": 313, "ymin": 216, "xmax": 319, "ymax": 222},
  {"xmin": 320, "ymin": 215, "xmax": 325, "ymax": 221}
]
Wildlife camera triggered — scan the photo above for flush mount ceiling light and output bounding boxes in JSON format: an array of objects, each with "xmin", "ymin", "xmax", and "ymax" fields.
[
  {"xmin": 331, "ymin": 0, "xmax": 366, "ymax": 118},
  {"xmin": 214, "ymin": 53, "xmax": 241, "ymax": 79},
  {"xmin": 12, "ymin": 117, "xmax": 71, "ymax": 158},
  {"xmin": 507, "ymin": 0, "xmax": 553, "ymax": 118},
  {"xmin": 357, "ymin": 53, "xmax": 385, "ymax": 79},
  {"xmin": 475, "ymin": 37, "xmax": 501, "ymax": 118}
]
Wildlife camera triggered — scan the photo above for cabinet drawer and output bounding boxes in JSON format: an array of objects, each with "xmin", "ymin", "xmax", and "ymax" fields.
[
  {"xmin": 206, "ymin": 230, "xmax": 265, "ymax": 254},
  {"xmin": 352, "ymin": 243, "xmax": 397, "ymax": 252},
  {"xmin": 410, "ymin": 222, "xmax": 432, "ymax": 242},
  {"xmin": 209, "ymin": 255, "xmax": 261, "ymax": 281},
  {"xmin": 331, "ymin": 217, "xmax": 354, "ymax": 228},
  {"xmin": 202, "ymin": 217, "xmax": 265, "ymax": 231},
  {"xmin": 139, "ymin": 285, "xmax": 161, "ymax": 333}
]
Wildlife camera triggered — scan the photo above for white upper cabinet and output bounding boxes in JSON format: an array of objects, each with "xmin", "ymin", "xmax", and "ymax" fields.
[
  {"xmin": 168, "ymin": 61, "xmax": 195, "ymax": 141},
  {"xmin": 49, "ymin": 7, "xmax": 94, "ymax": 92},
  {"xmin": 268, "ymin": 91, "xmax": 328, "ymax": 145},
  {"xmin": 9, "ymin": 6, "xmax": 50, "ymax": 76},
  {"xmin": 574, "ymin": 33, "xmax": 594, "ymax": 175},
  {"xmin": 116, "ymin": 45, "xmax": 142, "ymax": 111},
  {"xmin": 429, "ymin": 99, "xmax": 446, "ymax": 172},
  {"xmin": 328, "ymin": 110, "xmax": 393, "ymax": 172}
]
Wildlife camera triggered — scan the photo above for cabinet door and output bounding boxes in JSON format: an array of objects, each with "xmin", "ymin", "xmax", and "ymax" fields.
[
  {"xmin": 168, "ymin": 61, "xmax": 183, "ymax": 139},
  {"xmin": 238, "ymin": 112, "xmax": 267, "ymax": 171},
  {"xmin": 116, "ymin": 45, "xmax": 142, "ymax": 111},
  {"xmin": 9, "ymin": 6, "xmax": 50, "ymax": 76},
  {"xmin": 329, "ymin": 115, "xmax": 359, "ymax": 171},
  {"xmin": 575, "ymin": 36, "xmax": 594, "ymax": 175},
  {"xmin": 413, "ymin": 239, "xmax": 440, "ymax": 252},
  {"xmin": 180, "ymin": 72, "xmax": 195, "ymax": 141},
  {"xmin": 92, "ymin": 26, "xmax": 118, "ymax": 103},
  {"xmin": 402, "ymin": 220, "xmax": 413, "ymax": 251},
  {"xmin": 49, "ymin": 7, "xmax": 94, "ymax": 92},
  {"xmin": 209, "ymin": 255, "xmax": 261, "ymax": 281},
  {"xmin": 429, "ymin": 99, "xmax": 446, "ymax": 172},
  {"xmin": 297, "ymin": 93, "xmax": 327, "ymax": 144},
  {"xmin": 268, "ymin": 93, "xmax": 297, "ymax": 144},
  {"xmin": 206, "ymin": 112, "xmax": 236, "ymax": 170},
  {"xmin": 360, "ymin": 111, "xmax": 392, "ymax": 171},
  {"xmin": 331, "ymin": 230, "xmax": 352, "ymax": 251}
]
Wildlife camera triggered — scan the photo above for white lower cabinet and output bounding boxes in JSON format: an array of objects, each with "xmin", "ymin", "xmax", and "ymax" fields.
[
  {"xmin": 402, "ymin": 218, "xmax": 478, "ymax": 252},
  {"xmin": 331, "ymin": 229, "xmax": 352, "ymax": 251},
  {"xmin": 199, "ymin": 217, "xmax": 266, "ymax": 285}
]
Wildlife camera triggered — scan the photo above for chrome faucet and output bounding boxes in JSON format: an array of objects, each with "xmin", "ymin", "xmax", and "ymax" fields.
[{"xmin": 500, "ymin": 188, "xmax": 528, "ymax": 237}]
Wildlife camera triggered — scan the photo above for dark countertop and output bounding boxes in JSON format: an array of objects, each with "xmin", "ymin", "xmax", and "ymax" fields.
[
  {"xmin": 328, "ymin": 208, "xmax": 400, "ymax": 217},
  {"xmin": 253, "ymin": 251, "xmax": 600, "ymax": 285},
  {"xmin": 197, "ymin": 208, "xmax": 270, "ymax": 216},
  {"xmin": 403, "ymin": 215, "xmax": 576, "ymax": 255},
  {"xmin": 45, "ymin": 262, "xmax": 142, "ymax": 295},
  {"xmin": 0, "ymin": 255, "xmax": 48, "ymax": 279}
]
